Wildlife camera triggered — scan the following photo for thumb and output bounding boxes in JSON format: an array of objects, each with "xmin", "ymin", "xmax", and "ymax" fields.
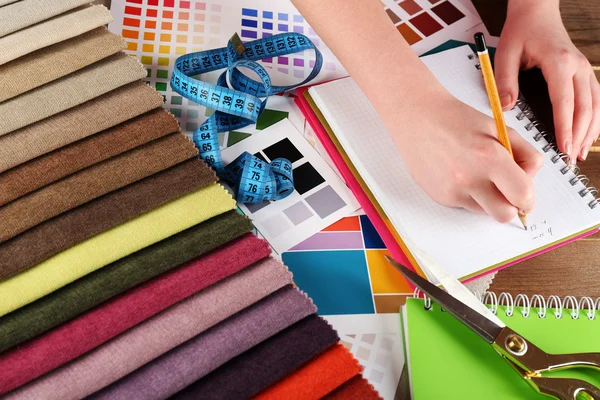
[{"xmin": 494, "ymin": 40, "xmax": 522, "ymax": 110}]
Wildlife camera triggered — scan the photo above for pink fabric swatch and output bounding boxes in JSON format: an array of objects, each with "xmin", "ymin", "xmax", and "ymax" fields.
[
  {"xmin": 89, "ymin": 286, "xmax": 315, "ymax": 400},
  {"xmin": 6, "ymin": 256, "xmax": 292, "ymax": 400},
  {"xmin": 0, "ymin": 233, "xmax": 271, "ymax": 395}
]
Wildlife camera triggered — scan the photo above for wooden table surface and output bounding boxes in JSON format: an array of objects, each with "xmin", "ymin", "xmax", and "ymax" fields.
[{"xmin": 473, "ymin": 0, "xmax": 600, "ymax": 299}]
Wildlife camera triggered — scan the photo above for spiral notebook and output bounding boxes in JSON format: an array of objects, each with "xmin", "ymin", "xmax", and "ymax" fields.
[
  {"xmin": 402, "ymin": 295, "xmax": 600, "ymax": 399},
  {"xmin": 307, "ymin": 45, "xmax": 600, "ymax": 281}
]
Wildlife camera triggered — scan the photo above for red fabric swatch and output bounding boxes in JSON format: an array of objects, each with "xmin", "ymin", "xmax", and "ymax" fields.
[
  {"xmin": 253, "ymin": 344, "xmax": 362, "ymax": 400},
  {"xmin": 323, "ymin": 375, "xmax": 383, "ymax": 400},
  {"xmin": 0, "ymin": 233, "xmax": 270, "ymax": 394}
]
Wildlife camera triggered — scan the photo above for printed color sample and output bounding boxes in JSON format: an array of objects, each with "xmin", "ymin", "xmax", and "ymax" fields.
[{"xmin": 283, "ymin": 215, "xmax": 412, "ymax": 315}]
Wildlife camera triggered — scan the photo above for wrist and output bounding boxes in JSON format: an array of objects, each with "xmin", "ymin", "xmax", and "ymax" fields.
[{"xmin": 507, "ymin": 0, "xmax": 559, "ymax": 16}]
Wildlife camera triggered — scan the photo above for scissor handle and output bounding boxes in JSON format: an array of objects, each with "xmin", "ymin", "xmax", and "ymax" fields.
[
  {"xmin": 495, "ymin": 328, "xmax": 600, "ymax": 373},
  {"xmin": 545, "ymin": 352, "xmax": 600, "ymax": 373},
  {"xmin": 530, "ymin": 376, "xmax": 600, "ymax": 400}
]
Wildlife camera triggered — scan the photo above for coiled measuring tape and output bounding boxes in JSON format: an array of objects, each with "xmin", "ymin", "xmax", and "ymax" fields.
[{"xmin": 170, "ymin": 32, "xmax": 322, "ymax": 203}]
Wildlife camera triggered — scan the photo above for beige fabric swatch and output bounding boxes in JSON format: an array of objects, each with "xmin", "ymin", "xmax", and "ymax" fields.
[
  {"xmin": 0, "ymin": 0, "xmax": 21, "ymax": 6},
  {"xmin": 0, "ymin": 52, "xmax": 146, "ymax": 136},
  {"xmin": 0, "ymin": 28, "xmax": 125, "ymax": 102},
  {"xmin": 0, "ymin": 0, "xmax": 93, "ymax": 38},
  {"xmin": 0, "ymin": 4, "xmax": 113, "ymax": 66},
  {"xmin": 0, "ymin": 82, "xmax": 164, "ymax": 173},
  {"xmin": 0, "ymin": 133, "xmax": 199, "ymax": 244}
]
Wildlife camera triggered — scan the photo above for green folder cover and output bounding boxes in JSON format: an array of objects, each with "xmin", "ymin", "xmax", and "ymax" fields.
[{"xmin": 402, "ymin": 297, "xmax": 600, "ymax": 399}]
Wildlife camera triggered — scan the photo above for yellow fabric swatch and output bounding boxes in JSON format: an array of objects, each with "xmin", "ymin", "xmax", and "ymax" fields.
[{"xmin": 0, "ymin": 184, "xmax": 235, "ymax": 317}]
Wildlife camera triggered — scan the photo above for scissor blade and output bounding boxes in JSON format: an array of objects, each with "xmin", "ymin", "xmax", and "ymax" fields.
[{"xmin": 386, "ymin": 256, "xmax": 504, "ymax": 344}]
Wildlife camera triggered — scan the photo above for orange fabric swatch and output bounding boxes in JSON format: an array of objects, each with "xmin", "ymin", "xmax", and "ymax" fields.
[
  {"xmin": 253, "ymin": 344, "xmax": 361, "ymax": 400},
  {"xmin": 323, "ymin": 375, "xmax": 383, "ymax": 400}
]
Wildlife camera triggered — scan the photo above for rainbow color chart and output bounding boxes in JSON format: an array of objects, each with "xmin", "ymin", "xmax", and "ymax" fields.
[
  {"xmin": 109, "ymin": 0, "xmax": 348, "ymax": 136},
  {"xmin": 238, "ymin": 7, "xmax": 343, "ymax": 80}
]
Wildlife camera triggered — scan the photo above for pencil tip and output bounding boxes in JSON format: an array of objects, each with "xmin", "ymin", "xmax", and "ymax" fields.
[{"xmin": 524, "ymin": 226, "xmax": 527, "ymax": 231}]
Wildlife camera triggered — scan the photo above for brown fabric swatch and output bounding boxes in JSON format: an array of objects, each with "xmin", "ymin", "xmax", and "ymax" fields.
[
  {"xmin": 0, "ymin": 159, "xmax": 215, "ymax": 282},
  {"xmin": 0, "ymin": 133, "xmax": 199, "ymax": 244},
  {"xmin": 0, "ymin": 82, "xmax": 164, "ymax": 174},
  {"xmin": 0, "ymin": 28, "xmax": 124, "ymax": 102},
  {"xmin": 0, "ymin": 109, "xmax": 180, "ymax": 207},
  {"xmin": 0, "ymin": 52, "xmax": 146, "ymax": 136}
]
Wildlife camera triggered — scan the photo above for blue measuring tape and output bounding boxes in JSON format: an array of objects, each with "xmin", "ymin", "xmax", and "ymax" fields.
[{"xmin": 170, "ymin": 32, "xmax": 322, "ymax": 203}]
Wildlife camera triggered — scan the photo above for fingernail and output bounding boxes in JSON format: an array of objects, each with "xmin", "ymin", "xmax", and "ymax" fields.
[
  {"xmin": 580, "ymin": 145, "xmax": 590, "ymax": 161},
  {"xmin": 499, "ymin": 94, "xmax": 512, "ymax": 110},
  {"xmin": 565, "ymin": 139, "xmax": 572, "ymax": 156}
]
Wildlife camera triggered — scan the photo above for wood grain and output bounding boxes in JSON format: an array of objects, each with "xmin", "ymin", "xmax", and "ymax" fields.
[
  {"xmin": 489, "ymin": 0, "xmax": 600, "ymax": 300},
  {"xmin": 471, "ymin": 1, "xmax": 600, "ymax": 300}
]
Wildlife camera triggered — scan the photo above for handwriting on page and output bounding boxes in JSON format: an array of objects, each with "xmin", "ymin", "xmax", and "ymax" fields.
[{"xmin": 529, "ymin": 220, "xmax": 553, "ymax": 241}]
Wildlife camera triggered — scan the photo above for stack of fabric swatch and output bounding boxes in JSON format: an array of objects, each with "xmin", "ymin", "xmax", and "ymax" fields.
[{"xmin": 0, "ymin": 1, "xmax": 381, "ymax": 399}]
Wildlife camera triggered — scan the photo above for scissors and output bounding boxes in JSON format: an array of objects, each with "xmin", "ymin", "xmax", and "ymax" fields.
[{"xmin": 385, "ymin": 256, "xmax": 600, "ymax": 400}]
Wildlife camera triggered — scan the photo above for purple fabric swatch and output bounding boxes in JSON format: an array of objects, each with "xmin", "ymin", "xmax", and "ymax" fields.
[
  {"xmin": 171, "ymin": 314, "xmax": 339, "ymax": 400},
  {"xmin": 90, "ymin": 285, "xmax": 316, "ymax": 400}
]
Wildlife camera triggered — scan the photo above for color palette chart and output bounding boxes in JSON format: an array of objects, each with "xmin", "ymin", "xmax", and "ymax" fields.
[
  {"xmin": 110, "ymin": 0, "xmax": 226, "ymax": 137},
  {"xmin": 282, "ymin": 215, "xmax": 413, "ymax": 315},
  {"xmin": 222, "ymin": 119, "xmax": 360, "ymax": 254},
  {"xmin": 381, "ymin": 0, "xmax": 479, "ymax": 54},
  {"xmin": 109, "ymin": 0, "xmax": 347, "ymax": 137},
  {"xmin": 339, "ymin": 332, "xmax": 404, "ymax": 400},
  {"xmin": 239, "ymin": 5, "xmax": 344, "ymax": 80}
]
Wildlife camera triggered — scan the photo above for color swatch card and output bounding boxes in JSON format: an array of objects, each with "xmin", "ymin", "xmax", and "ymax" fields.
[
  {"xmin": 221, "ymin": 119, "xmax": 359, "ymax": 254},
  {"xmin": 219, "ymin": 94, "xmax": 305, "ymax": 149},
  {"xmin": 382, "ymin": 0, "xmax": 480, "ymax": 54},
  {"xmin": 283, "ymin": 215, "xmax": 413, "ymax": 315},
  {"xmin": 338, "ymin": 328, "xmax": 404, "ymax": 400},
  {"xmin": 108, "ymin": 0, "xmax": 346, "ymax": 137}
]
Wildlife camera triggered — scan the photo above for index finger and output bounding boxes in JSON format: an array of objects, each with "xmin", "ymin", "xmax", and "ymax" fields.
[{"xmin": 543, "ymin": 64, "xmax": 575, "ymax": 159}]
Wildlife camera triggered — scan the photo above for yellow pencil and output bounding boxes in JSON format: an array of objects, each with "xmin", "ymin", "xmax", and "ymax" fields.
[{"xmin": 474, "ymin": 32, "xmax": 527, "ymax": 230}]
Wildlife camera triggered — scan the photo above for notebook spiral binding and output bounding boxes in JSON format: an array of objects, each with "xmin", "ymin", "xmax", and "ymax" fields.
[
  {"xmin": 413, "ymin": 288, "xmax": 600, "ymax": 321},
  {"xmin": 467, "ymin": 52, "xmax": 599, "ymax": 209}
]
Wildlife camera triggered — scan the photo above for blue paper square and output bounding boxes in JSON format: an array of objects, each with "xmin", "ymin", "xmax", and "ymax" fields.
[
  {"xmin": 282, "ymin": 250, "xmax": 374, "ymax": 315},
  {"xmin": 360, "ymin": 215, "xmax": 386, "ymax": 249}
]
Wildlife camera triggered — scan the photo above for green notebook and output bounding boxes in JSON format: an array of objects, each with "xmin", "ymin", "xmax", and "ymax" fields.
[{"xmin": 401, "ymin": 297, "xmax": 600, "ymax": 399}]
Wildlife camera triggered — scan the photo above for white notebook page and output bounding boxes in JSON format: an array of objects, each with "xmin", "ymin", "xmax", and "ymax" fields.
[{"xmin": 309, "ymin": 45, "xmax": 600, "ymax": 279}]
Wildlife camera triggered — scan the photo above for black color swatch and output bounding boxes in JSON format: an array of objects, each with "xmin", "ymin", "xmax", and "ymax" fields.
[
  {"xmin": 254, "ymin": 152, "xmax": 268, "ymax": 162},
  {"xmin": 263, "ymin": 138, "xmax": 303, "ymax": 163},
  {"xmin": 293, "ymin": 162, "xmax": 325, "ymax": 195}
]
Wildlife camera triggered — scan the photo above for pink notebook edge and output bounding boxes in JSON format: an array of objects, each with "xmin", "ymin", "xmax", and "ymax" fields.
[{"xmin": 294, "ymin": 84, "xmax": 600, "ymax": 283}]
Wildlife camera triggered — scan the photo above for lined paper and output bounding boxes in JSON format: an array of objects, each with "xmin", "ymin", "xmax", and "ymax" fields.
[{"xmin": 309, "ymin": 45, "xmax": 600, "ymax": 279}]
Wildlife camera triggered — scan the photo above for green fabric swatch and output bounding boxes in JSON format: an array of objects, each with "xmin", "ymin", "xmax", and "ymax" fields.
[
  {"xmin": 0, "ymin": 210, "xmax": 252, "ymax": 353},
  {"xmin": 402, "ymin": 298, "xmax": 600, "ymax": 399},
  {"xmin": 256, "ymin": 109, "xmax": 288, "ymax": 130},
  {"xmin": 227, "ymin": 131, "xmax": 252, "ymax": 147}
]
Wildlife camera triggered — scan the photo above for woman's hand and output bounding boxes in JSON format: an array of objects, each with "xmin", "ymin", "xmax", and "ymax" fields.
[
  {"xmin": 392, "ymin": 88, "xmax": 544, "ymax": 223},
  {"xmin": 494, "ymin": 0, "xmax": 600, "ymax": 162},
  {"xmin": 292, "ymin": 0, "xmax": 545, "ymax": 222}
]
